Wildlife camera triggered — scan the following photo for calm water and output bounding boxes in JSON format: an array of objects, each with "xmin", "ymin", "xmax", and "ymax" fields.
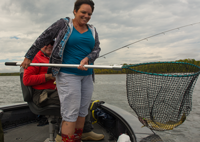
[{"xmin": 0, "ymin": 75, "xmax": 200, "ymax": 142}]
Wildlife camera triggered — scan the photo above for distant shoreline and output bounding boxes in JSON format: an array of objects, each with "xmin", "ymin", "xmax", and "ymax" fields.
[{"xmin": 0, "ymin": 73, "xmax": 20, "ymax": 76}]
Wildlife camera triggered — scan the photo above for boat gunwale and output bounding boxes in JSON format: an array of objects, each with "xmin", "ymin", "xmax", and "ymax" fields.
[{"xmin": 100, "ymin": 103, "xmax": 137, "ymax": 142}]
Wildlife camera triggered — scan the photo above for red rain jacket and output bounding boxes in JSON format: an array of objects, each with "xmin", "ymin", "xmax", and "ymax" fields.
[{"xmin": 23, "ymin": 50, "xmax": 55, "ymax": 90}]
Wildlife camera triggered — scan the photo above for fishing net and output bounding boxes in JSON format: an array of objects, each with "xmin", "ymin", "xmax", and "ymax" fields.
[{"xmin": 124, "ymin": 62, "xmax": 200, "ymax": 131}]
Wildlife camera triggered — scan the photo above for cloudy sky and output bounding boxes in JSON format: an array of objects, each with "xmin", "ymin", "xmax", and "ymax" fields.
[{"xmin": 0, "ymin": 0, "xmax": 200, "ymax": 73}]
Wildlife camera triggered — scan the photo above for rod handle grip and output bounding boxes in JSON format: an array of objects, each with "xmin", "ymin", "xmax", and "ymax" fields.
[{"xmin": 5, "ymin": 62, "xmax": 18, "ymax": 66}]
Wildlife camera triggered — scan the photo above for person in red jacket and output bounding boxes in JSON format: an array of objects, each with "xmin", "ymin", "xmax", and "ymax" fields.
[
  {"xmin": 23, "ymin": 40, "xmax": 59, "ymax": 107},
  {"xmin": 23, "ymin": 41, "xmax": 104, "ymax": 141}
]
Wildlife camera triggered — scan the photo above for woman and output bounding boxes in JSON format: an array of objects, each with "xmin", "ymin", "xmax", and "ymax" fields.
[{"xmin": 21, "ymin": 0, "xmax": 100, "ymax": 141}]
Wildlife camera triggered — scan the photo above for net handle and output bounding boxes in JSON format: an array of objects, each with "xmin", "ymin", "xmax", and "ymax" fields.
[
  {"xmin": 5, "ymin": 61, "xmax": 200, "ymax": 76},
  {"xmin": 5, "ymin": 62, "xmax": 123, "ymax": 70}
]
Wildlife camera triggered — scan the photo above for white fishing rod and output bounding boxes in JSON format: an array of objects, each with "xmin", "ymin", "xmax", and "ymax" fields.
[
  {"xmin": 99, "ymin": 22, "xmax": 200, "ymax": 58},
  {"xmin": 4, "ymin": 62, "xmax": 123, "ymax": 70}
]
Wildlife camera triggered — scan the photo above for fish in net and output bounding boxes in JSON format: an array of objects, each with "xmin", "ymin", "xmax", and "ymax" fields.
[{"xmin": 124, "ymin": 62, "xmax": 200, "ymax": 131}]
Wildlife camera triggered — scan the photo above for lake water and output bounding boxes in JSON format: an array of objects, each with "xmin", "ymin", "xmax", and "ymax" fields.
[{"xmin": 0, "ymin": 74, "xmax": 199, "ymax": 142}]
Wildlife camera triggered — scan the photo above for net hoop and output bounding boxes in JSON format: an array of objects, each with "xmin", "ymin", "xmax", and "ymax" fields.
[
  {"xmin": 125, "ymin": 61, "xmax": 200, "ymax": 131},
  {"xmin": 123, "ymin": 62, "xmax": 200, "ymax": 77}
]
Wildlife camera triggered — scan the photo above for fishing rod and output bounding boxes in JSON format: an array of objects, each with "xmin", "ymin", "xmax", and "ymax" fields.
[{"xmin": 98, "ymin": 22, "xmax": 200, "ymax": 58}]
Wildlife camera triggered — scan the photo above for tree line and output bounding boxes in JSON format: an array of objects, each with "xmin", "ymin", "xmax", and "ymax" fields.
[{"xmin": 94, "ymin": 59, "xmax": 200, "ymax": 74}]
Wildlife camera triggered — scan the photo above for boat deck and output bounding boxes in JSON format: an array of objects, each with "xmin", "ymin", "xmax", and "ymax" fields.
[
  {"xmin": 4, "ymin": 122, "xmax": 115, "ymax": 142},
  {"xmin": 2, "ymin": 103, "xmax": 162, "ymax": 142}
]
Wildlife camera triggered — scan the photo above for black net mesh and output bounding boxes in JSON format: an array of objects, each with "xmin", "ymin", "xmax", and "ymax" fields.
[{"xmin": 125, "ymin": 62, "xmax": 200, "ymax": 131}]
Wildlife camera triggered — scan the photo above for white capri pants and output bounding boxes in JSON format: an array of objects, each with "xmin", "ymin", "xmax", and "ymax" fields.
[{"xmin": 56, "ymin": 72, "xmax": 93, "ymax": 122}]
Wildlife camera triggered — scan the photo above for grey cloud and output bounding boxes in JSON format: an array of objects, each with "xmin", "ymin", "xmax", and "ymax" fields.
[{"xmin": 0, "ymin": 0, "xmax": 200, "ymax": 73}]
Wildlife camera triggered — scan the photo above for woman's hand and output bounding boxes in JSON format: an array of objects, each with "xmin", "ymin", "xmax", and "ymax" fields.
[
  {"xmin": 20, "ymin": 58, "xmax": 32, "ymax": 69},
  {"xmin": 78, "ymin": 57, "xmax": 89, "ymax": 71}
]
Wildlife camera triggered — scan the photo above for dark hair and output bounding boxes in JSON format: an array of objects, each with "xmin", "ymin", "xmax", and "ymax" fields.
[
  {"xmin": 48, "ymin": 40, "xmax": 55, "ymax": 46},
  {"xmin": 73, "ymin": 0, "xmax": 94, "ymax": 14}
]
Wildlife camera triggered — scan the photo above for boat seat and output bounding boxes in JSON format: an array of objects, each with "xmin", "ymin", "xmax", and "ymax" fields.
[
  {"xmin": 0, "ymin": 110, "xmax": 3, "ymax": 142},
  {"xmin": 19, "ymin": 67, "xmax": 60, "ymax": 142},
  {"xmin": 0, "ymin": 110, "xmax": 3, "ymax": 119}
]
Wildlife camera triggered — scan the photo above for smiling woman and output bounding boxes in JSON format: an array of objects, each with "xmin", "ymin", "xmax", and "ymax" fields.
[{"xmin": 19, "ymin": 0, "xmax": 101, "ymax": 141}]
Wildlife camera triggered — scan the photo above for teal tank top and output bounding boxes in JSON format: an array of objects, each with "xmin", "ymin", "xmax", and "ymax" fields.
[{"xmin": 60, "ymin": 26, "xmax": 95, "ymax": 76}]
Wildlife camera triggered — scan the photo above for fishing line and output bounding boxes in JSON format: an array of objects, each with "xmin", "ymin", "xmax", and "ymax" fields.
[{"xmin": 98, "ymin": 22, "xmax": 200, "ymax": 58}]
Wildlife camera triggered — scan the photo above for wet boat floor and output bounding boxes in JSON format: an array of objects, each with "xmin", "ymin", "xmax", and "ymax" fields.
[{"xmin": 4, "ymin": 122, "xmax": 116, "ymax": 142}]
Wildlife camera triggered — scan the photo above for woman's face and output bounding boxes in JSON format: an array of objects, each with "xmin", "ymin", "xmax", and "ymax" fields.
[{"xmin": 74, "ymin": 4, "xmax": 92, "ymax": 26}]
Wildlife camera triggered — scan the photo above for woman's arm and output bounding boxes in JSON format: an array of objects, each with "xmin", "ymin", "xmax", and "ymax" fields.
[
  {"xmin": 25, "ymin": 19, "xmax": 64, "ymax": 60},
  {"xmin": 87, "ymin": 28, "xmax": 101, "ymax": 64},
  {"xmin": 21, "ymin": 19, "xmax": 65, "ymax": 68}
]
